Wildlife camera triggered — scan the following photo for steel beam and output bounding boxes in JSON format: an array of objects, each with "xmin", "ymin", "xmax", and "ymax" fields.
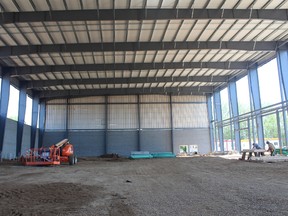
[
  {"xmin": 248, "ymin": 67, "xmax": 265, "ymax": 148},
  {"xmin": 39, "ymin": 86, "xmax": 213, "ymax": 99},
  {"xmin": 26, "ymin": 75, "xmax": 228, "ymax": 89},
  {"xmin": 0, "ymin": 9, "xmax": 287, "ymax": 24},
  {"xmin": 10, "ymin": 62, "xmax": 249, "ymax": 76},
  {"xmin": 0, "ymin": 41, "xmax": 279, "ymax": 57},
  {"xmin": 0, "ymin": 68, "xmax": 10, "ymax": 156},
  {"xmin": 30, "ymin": 92, "xmax": 39, "ymax": 149},
  {"xmin": 16, "ymin": 83, "xmax": 26, "ymax": 157},
  {"xmin": 228, "ymin": 80, "xmax": 241, "ymax": 152}
]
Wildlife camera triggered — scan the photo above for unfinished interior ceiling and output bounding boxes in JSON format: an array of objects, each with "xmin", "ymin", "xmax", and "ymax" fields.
[{"xmin": 0, "ymin": 0, "xmax": 287, "ymax": 100}]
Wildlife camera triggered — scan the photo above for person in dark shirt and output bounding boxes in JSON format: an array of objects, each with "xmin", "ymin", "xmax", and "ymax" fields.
[{"xmin": 248, "ymin": 143, "xmax": 264, "ymax": 159}]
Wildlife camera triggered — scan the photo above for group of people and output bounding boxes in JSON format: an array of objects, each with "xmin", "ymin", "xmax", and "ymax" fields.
[{"xmin": 251, "ymin": 141, "xmax": 276, "ymax": 156}]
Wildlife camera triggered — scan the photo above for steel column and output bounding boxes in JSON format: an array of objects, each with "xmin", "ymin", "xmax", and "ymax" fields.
[
  {"xmin": 207, "ymin": 96, "xmax": 215, "ymax": 152},
  {"xmin": 248, "ymin": 67, "xmax": 265, "ymax": 147},
  {"xmin": 169, "ymin": 94, "xmax": 174, "ymax": 153},
  {"xmin": 228, "ymin": 80, "xmax": 241, "ymax": 152},
  {"xmin": 16, "ymin": 83, "xmax": 27, "ymax": 157},
  {"xmin": 0, "ymin": 69, "xmax": 10, "ymax": 156},
  {"xmin": 104, "ymin": 96, "xmax": 108, "ymax": 154},
  {"xmin": 276, "ymin": 49, "xmax": 288, "ymax": 146},
  {"xmin": 137, "ymin": 95, "xmax": 141, "ymax": 151},
  {"xmin": 38, "ymin": 101, "xmax": 46, "ymax": 147},
  {"xmin": 30, "ymin": 93, "xmax": 39, "ymax": 149},
  {"xmin": 276, "ymin": 111, "xmax": 283, "ymax": 149},
  {"xmin": 213, "ymin": 91, "xmax": 224, "ymax": 152},
  {"xmin": 65, "ymin": 98, "xmax": 69, "ymax": 138}
]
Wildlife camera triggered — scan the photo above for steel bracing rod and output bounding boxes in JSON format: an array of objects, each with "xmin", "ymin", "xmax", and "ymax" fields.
[
  {"xmin": 39, "ymin": 86, "xmax": 214, "ymax": 98},
  {"xmin": 9, "ymin": 62, "xmax": 249, "ymax": 76},
  {"xmin": 0, "ymin": 41, "xmax": 280, "ymax": 57},
  {"xmin": 0, "ymin": 9, "xmax": 288, "ymax": 24},
  {"xmin": 26, "ymin": 75, "xmax": 228, "ymax": 89}
]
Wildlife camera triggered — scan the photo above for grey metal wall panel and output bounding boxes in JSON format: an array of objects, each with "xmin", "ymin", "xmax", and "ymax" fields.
[
  {"xmin": 173, "ymin": 128, "xmax": 211, "ymax": 154},
  {"xmin": 46, "ymin": 105, "xmax": 67, "ymax": 129},
  {"xmin": 21, "ymin": 124, "xmax": 31, "ymax": 155},
  {"xmin": 108, "ymin": 104, "xmax": 138, "ymax": 129},
  {"xmin": 2, "ymin": 119, "xmax": 17, "ymax": 159},
  {"xmin": 107, "ymin": 130, "xmax": 138, "ymax": 156},
  {"xmin": 141, "ymin": 104, "xmax": 171, "ymax": 128},
  {"xmin": 69, "ymin": 104, "xmax": 105, "ymax": 129},
  {"xmin": 140, "ymin": 130, "xmax": 172, "ymax": 152},
  {"xmin": 68, "ymin": 131, "xmax": 105, "ymax": 157},
  {"xmin": 173, "ymin": 104, "xmax": 208, "ymax": 128}
]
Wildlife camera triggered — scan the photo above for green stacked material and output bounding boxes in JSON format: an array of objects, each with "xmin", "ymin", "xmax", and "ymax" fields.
[
  {"xmin": 151, "ymin": 152, "xmax": 176, "ymax": 158},
  {"xmin": 275, "ymin": 148, "xmax": 288, "ymax": 156},
  {"xmin": 130, "ymin": 151, "xmax": 153, "ymax": 159}
]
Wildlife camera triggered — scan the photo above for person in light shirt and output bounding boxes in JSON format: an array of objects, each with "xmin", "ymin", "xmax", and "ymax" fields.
[{"xmin": 266, "ymin": 141, "xmax": 276, "ymax": 156}]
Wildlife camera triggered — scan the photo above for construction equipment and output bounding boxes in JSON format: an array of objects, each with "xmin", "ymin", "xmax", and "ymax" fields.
[{"xmin": 20, "ymin": 139, "xmax": 77, "ymax": 166}]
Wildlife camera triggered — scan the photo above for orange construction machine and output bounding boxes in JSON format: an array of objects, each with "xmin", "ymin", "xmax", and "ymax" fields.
[{"xmin": 20, "ymin": 139, "xmax": 77, "ymax": 166}]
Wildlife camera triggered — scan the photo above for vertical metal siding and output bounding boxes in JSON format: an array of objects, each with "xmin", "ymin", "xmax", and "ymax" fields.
[
  {"xmin": 173, "ymin": 104, "xmax": 208, "ymax": 128},
  {"xmin": 141, "ymin": 103, "xmax": 171, "ymax": 128},
  {"xmin": 45, "ymin": 105, "xmax": 67, "ymax": 129},
  {"xmin": 108, "ymin": 104, "xmax": 138, "ymax": 129},
  {"xmin": 69, "ymin": 104, "xmax": 105, "ymax": 129}
]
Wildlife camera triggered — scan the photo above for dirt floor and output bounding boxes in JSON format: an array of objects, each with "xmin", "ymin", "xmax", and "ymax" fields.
[{"xmin": 0, "ymin": 156, "xmax": 288, "ymax": 216}]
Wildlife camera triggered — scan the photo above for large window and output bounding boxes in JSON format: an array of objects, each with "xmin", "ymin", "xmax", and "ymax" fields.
[
  {"xmin": 236, "ymin": 76, "xmax": 251, "ymax": 115},
  {"xmin": 258, "ymin": 58, "xmax": 281, "ymax": 107},
  {"xmin": 7, "ymin": 86, "xmax": 19, "ymax": 121},
  {"xmin": 25, "ymin": 96, "xmax": 32, "ymax": 126}
]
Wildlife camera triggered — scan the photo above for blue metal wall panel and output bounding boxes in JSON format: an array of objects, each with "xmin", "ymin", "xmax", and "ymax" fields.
[
  {"xmin": 107, "ymin": 130, "xmax": 138, "ymax": 156},
  {"xmin": 140, "ymin": 130, "xmax": 172, "ymax": 152},
  {"xmin": 69, "ymin": 131, "xmax": 105, "ymax": 157}
]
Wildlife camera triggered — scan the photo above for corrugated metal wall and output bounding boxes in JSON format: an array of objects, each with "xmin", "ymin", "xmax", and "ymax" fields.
[
  {"xmin": 44, "ymin": 95, "xmax": 210, "ymax": 156},
  {"xmin": 69, "ymin": 104, "xmax": 105, "ymax": 129}
]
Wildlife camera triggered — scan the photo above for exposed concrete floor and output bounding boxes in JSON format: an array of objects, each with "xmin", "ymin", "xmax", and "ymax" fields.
[{"xmin": 0, "ymin": 156, "xmax": 288, "ymax": 216}]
